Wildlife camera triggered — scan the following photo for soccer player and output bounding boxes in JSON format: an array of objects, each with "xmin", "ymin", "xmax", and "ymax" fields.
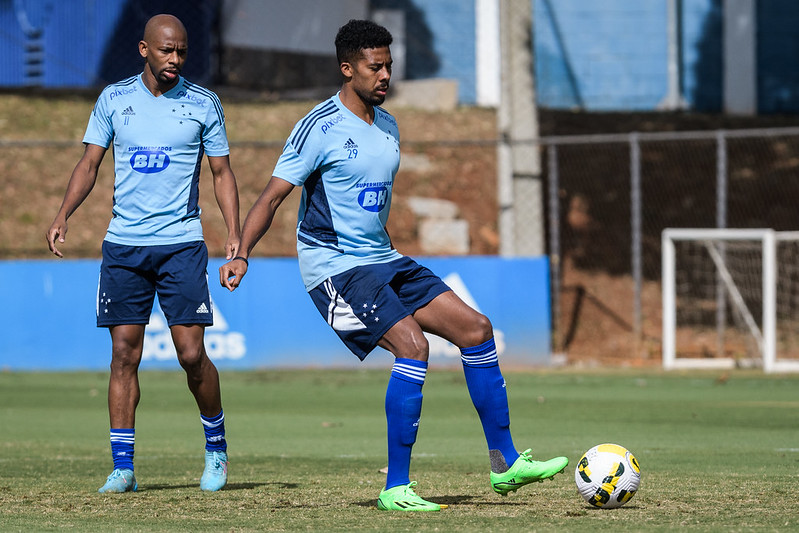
[
  {"xmin": 218, "ymin": 19, "xmax": 568, "ymax": 511},
  {"xmin": 46, "ymin": 14, "xmax": 239, "ymax": 493}
]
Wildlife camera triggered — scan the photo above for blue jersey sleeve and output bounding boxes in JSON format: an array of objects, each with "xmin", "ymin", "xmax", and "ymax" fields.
[
  {"xmin": 272, "ymin": 100, "xmax": 338, "ymax": 184},
  {"xmin": 82, "ymin": 90, "xmax": 113, "ymax": 148},
  {"xmin": 201, "ymin": 94, "xmax": 229, "ymax": 157},
  {"xmin": 272, "ymin": 140, "xmax": 315, "ymax": 186}
]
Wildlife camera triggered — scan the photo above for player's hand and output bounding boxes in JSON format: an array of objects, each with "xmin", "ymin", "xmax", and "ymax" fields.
[
  {"xmin": 224, "ymin": 234, "xmax": 241, "ymax": 260},
  {"xmin": 46, "ymin": 218, "xmax": 68, "ymax": 258},
  {"xmin": 219, "ymin": 257, "xmax": 248, "ymax": 291}
]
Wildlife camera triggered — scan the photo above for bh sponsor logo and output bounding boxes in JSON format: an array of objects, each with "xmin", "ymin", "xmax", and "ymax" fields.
[
  {"xmin": 425, "ymin": 272, "xmax": 505, "ymax": 360},
  {"xmin": 320, "ymin": 113, "xmax": 344, "ymax": 134},
  {"xmin": 142, "ymin": 297, "xmax": 246, "ymax": 362},
  {"xmin": 358, "ymin": 186, "xmax": 388, "ymax": 212},
  {"xmin": 130, "ymin": 150, "xmax": 170, "ymax": 173},
  {"xmin": 109, "ymin": 86, "xmax": 137, "ymax": 100}
]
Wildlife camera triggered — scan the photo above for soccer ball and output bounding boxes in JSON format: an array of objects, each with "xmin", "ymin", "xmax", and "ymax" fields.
[{"xmin": 575, "ymin": 443, "xmax": 640, "ymax": 509}]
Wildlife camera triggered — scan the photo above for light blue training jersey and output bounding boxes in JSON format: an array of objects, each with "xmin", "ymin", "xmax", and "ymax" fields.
[
  {"xmin": 83, "ymin": 73, "xmax": 229, "ymax": 245},
  {"xmin": 273, "ymin": 93, "xmax": 402, "ymax": 290}
]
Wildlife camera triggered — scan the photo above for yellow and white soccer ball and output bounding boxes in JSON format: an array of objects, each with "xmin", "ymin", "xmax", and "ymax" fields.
[{"xmin": 575, "ymin": 443, "xmax": 641, "ymax": 509}]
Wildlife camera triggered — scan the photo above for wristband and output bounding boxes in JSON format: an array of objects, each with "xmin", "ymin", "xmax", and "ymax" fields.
[{"xmin": 232, "ymin": 256, "xmax": 249, "ymax": 266}]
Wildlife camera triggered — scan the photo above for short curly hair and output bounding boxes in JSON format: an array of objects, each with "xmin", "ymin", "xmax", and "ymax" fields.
[{"xmin": 335, "ymin": 19, "xmax": 393, "ymax": 64}]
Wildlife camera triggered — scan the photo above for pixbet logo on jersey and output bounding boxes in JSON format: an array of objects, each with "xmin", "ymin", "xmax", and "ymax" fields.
[
  {"xmin": 358, "ymin": 186, "xmax": 388, "ymax": 212},
  {"xmin": 129, "ymin": 149, "xmax": 171, "ymax": 173},
  {"xmin": 109, "ymin": 86, "xmax": 137, "ymax": 100}
]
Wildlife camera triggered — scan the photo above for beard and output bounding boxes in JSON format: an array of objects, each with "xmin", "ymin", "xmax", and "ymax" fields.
[{"xmin": 357, "ymin": 87, "xmax": 387, "ymax": 106}]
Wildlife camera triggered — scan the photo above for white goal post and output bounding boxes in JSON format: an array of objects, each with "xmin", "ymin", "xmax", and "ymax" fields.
[{"xmin": 662, "ymin": 228, "xmax": 799, "ymax": 373}]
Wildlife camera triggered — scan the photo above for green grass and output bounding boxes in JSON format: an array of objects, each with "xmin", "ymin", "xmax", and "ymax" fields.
[{"xmin": 1, "ymin": 368, "xmax": 798, "ymax": 531}]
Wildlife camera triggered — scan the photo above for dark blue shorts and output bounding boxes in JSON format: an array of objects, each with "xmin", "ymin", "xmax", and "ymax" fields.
[
  {"xmin": 308, "ymin": 257, "xmax": 451, "ymax": 360},
  {"xmin": 97, "ymin": 241, "xmax": 213, "ymax": 328}
]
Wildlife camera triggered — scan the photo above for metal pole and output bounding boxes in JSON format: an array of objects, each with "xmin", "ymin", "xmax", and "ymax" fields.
[
  {"xmin": 630, "ymin": 132, "xmax": 642, "ymax": 352},
  {"xmin": 659, "ymin": 0, "xmax": 686, "ymax": 110},
  {"xmin": 716, "ymin": 131, "xmax": 728, "ymax": 357},
  {"xmin": 716, "ymin": 131, "xmax": 727, "ymax": 229},
  {"xmin": 662, "ymin": 230, "xmax": 676, "ymax": 369},
  {"xmin": 547, "ymin": 144, "xmax": 561, "ymax": 352}
]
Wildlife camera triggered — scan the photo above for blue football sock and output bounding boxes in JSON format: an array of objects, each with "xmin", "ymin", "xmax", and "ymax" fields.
[
  {"xmin": 200, "ymin": 410, "xmax": 227, "ymax": 452},
  {"xmin": 110, "ymin": 428, "xmax": 135, "ymax": 471},
  {"xmin": 461, "ymin": 338, "xmax": 519, "ymax": 469},
  {"xmin": 384, "ymin": 358, "xmax": 427, "ymax": 490}
]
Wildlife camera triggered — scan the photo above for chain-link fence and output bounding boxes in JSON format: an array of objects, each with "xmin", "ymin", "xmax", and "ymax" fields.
[{"xmin": 543, "ymin": 127, "xmax": 799, "ymax": 362}]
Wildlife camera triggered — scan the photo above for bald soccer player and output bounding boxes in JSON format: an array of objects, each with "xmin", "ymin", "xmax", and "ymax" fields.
[{"xmin": 47, "ymin": 14, "xmax": 240, "ymax": 493}]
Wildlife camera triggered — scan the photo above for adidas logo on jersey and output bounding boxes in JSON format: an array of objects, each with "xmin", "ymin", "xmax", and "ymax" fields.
[
  {"xmin": 121, "ymin": 106, "xmax": 135, "ymax": 116},
  {"xmin": 196, "ymin": 302, "xmax": 210, "ymax": 314},
  {"xmin": 343, "ymin": 138, "xmax": 358, "ymax": 150}
]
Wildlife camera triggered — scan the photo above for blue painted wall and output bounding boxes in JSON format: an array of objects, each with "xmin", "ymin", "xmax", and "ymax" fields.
[
  {"xmin": 372, "ymin": 0, "xmax": 477, "ymax": 105},
  {"xmin": 0, "ymin": 257, "xmax": 552, "ymax": 370},
  {"xmin": 535, "ymin": 0, "xmax": 669, "ymax": 110},
  {"xmin": 0, "ymin": 1, "xmax": 122, "ymax": 87},
  {"xmin": 5, "ymin": 1, "xmax": 799, "ymax": 112},
  {"xmin": 757, "ymin": 0, "xmax": 799, "ymax": 113},
  {"xmin": 681, "ymin": 0, "xmax": 722, "ymax": 112},
  {"xmin": 0, "ymin": 0, "xmax": 217, "ymax": 88},
  {"xmin": 399, "ymin": 0, "xmax": 725, "ymax": 111}
]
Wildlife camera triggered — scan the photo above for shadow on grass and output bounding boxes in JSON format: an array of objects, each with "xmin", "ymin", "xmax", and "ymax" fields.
[
  {"xmin": 353, "ymin": 494, "xmax": 528, "ymax": 508},
  {"xmin": 139, "ymin": 481, "xmax": 298, "ymax": 492}
]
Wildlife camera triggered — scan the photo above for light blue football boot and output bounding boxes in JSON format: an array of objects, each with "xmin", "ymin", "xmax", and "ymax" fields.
[
  {"xmin": 98, "ymin": 468, "xmax": 137, "ymax": 493},
  {"xmin": 200, "ymin": 450, "xmax": 228, "ymax": 491}
]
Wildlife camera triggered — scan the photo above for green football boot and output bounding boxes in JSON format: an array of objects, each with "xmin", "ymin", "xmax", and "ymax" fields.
[
  {"xmin": 490, "ymin": 449, "xmax": 569, "ymax": 496},
  {"xmin": 377, "ymin": 481, "xmax": 447, "ymax": 511}
]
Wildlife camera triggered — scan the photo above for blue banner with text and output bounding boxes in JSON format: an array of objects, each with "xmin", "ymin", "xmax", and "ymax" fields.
[{"xmin": 1, "ymin": 257, "xmax": 551, "ymax": 370}]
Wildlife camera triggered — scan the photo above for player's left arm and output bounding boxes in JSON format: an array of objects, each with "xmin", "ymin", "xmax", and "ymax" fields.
[{"xmin": 207, "ymin": 154, "xmax": 241, "ymax": 260}]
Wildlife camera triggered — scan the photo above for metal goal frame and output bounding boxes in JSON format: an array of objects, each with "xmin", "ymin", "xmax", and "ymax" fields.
[{"xmin": 662, "ymin": 228, "xmax": 799, "ymax": 373}]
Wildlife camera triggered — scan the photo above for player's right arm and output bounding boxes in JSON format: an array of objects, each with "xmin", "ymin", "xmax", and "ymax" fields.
[
  {"xmin": 46, "ymin": 143, "xmax": 107, "ymax": 257},
  {"xmin": 219, "ymin": 176, "xmax": 295, "ymax": 291}
]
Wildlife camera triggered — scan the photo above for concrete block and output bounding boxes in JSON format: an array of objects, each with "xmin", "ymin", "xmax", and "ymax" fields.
[
  {"xmin": 406, "ymin": 196, "xmax": 460, "ymax": 219},
  {"xmin": 419, "ymin": 218, "xmax": 470, "ymax": 255},
  {"xmin": 387, "ymin": 78, "xmax": 459, "ymax": 111}
]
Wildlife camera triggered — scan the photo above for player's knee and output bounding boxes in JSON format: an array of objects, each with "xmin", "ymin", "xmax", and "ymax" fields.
[
  {"xmin": 176, "ymin": 344, "xmax": 205, "ymax": 369},
  {"xmin": 464, "ymin": 313, "xmax": 494, "ymax": 348},
  {"xmin": 109, "ymin": 344, "xmax": 141, "ymax": 373},
  {"xmin": 404, "ymin": 333, "xmax": 429, "ymax": 361}
]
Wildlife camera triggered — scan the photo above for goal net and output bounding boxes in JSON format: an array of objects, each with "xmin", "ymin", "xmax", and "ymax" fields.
[{"xmin": 662, "ymin": 228, "xmax": 799, "ymax": 373}]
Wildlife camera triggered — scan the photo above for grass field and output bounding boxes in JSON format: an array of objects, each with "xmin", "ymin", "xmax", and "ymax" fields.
[{"xmin": 1, "ymin": 368, "xmax": 797, "ymax": 531}]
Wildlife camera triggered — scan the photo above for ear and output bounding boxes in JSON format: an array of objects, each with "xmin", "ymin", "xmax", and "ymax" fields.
[
  {"xmin": 340, "ymin": 61, "xmax": 353, "ymax": 80},
  {"xmin": 138, "ymin": 40, "xmax": 148, "ymax": 59}
]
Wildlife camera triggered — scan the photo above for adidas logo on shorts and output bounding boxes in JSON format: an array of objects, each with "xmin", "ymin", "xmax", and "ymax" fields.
[{"xmin": 196, "ymin": 302, "xmax": 210, "ymax": 314}]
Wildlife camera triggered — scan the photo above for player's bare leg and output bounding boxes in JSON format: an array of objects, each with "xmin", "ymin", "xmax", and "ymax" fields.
[
  {"xmin": 108, "ymin": 324, "xmax": 145, "ymax": 427},
  {"xmin": 171, "ymin": 325, "xmax": 222, "ymax": 416},
  {"xmin": 378, "ymin": 316, "xmax": 429, "ymax": 362},
  {"xmin": 171, "ymin": 324, "xmax": 228, "ymax": 491},
  {"xmin": 412, "ymin": 290, "xmax": 492, "ymax": 347},
  {"xmin": 99, "ymin": 324, "xmax": 145, "ymax": 493}
]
